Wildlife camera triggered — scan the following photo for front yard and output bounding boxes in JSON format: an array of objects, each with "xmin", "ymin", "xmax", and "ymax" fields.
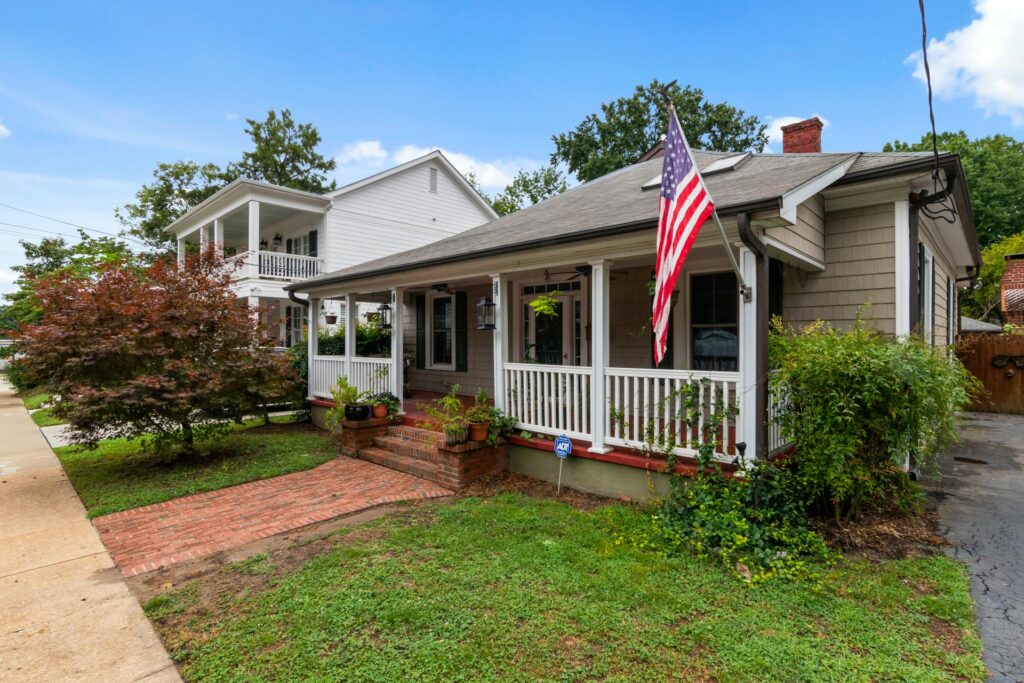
[
  {"xmin": 144, "ymin": 492, "xmax": 985, "ymax": 682},
  {"xmin": 55, "ymin": 418, "xmax": 338, "ymax": 518}
]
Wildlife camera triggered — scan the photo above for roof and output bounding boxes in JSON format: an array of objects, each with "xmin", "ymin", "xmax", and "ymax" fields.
[
  {"xmin": 961, "ymin": 316, "xmax": 1002, "ymax": 332},
  {"xmin": 291, "ymin": 149, "xmax": 978, "ymax": 291}
]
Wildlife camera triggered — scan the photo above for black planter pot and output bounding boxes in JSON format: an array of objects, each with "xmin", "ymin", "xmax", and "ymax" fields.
[{"xmin": 344, "ymin": 404, "xmax": 370, "ymax": 421}]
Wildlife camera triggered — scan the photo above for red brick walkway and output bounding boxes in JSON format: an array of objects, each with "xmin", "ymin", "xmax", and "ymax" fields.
[{"xmin": 93, "ymin": 457, "xmax": 450, "ymax": 576}]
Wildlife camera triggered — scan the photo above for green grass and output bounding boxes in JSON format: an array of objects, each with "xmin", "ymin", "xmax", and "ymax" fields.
[
  {"xmin": 152, "ymin": 494, "xmax": 986, "ymax": 682},
  {"xmin": 30, "ymin": 407, "xmax": 66, "ymax": 427},
  {"xmin": 55, "ymin": 419, "xmax": 338, "ymax": 518},
  {"xmin": 19, "ymin": 389, "xmax": 51, "ymax": 410}
]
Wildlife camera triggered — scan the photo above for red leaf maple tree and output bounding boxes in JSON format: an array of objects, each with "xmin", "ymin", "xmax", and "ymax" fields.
[{"xmin": 15, "ymin": 251, "xmax": 299, "ymax": 452}]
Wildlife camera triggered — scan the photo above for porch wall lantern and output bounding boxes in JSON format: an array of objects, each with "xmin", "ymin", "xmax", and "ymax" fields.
[
  {"xmin": 377, "ymin": 302, "xmax": 392, "ymax": 330},
  {"xmin": 477, "ymin": 297, "xmax": 497, "ymax": 330}
]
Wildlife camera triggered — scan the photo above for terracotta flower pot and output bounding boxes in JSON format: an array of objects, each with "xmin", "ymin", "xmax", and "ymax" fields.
[
  {"xmin": 468, "ymin": 422, "xmax": 490, "ymax": 442},
  {"xmin": 372, "ymin": 404, "xmax": 388, "ymax": 418}
]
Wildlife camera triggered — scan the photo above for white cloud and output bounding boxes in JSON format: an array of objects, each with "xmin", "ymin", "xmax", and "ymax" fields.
[
  {"xmin": 765, "ymin": 114, "xmax": 831, "ymax": 152},
  {"xmin": 333, "ymin": 140, "xmax": 539, "ymax": 190},
  {"xmin": 908, "ymin": 0, "xmax": 1024, "ymax": 124},
  {"xmin": 224, "ymin": 111, "xmax": 240, "ymax": 121},
  {"xmin": 0, "ymin": 120, "xmax": 10, "ymax": 139}
]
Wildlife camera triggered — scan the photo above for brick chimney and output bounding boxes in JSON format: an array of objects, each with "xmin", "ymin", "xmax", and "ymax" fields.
[
  {"xmin": 781, "ymin": 117, "xmax": 824, "ymax": 153},
  {"xmin": 1003, "ymin": 254, "xmax": 1024, "ymax": 326}
]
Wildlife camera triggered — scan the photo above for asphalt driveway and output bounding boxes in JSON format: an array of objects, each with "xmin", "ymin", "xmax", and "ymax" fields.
[{"xmin": 930, "ymin": 412, "xmax": 1024, "ymax": 682}]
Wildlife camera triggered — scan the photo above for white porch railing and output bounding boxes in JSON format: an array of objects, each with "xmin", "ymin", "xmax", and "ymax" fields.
[
  {"xmin": 257, "ymin": 251, "xmax": 322, "ymax": 280},
  {"xmin": 604, "ymin": 368, "xmax": 740, "ymax": 459},
  {"xmin": 503, "ymin": 363, "xmax": 593, "ymax": 440},
  {"xmin": 310, "ymin": 355, "xmax": 390, "ymax": 399}
]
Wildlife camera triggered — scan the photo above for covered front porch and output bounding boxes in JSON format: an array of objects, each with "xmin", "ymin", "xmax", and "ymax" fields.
[{"xmin": 303, "ymin": 237, "xmax": 785, "ymax": 462}]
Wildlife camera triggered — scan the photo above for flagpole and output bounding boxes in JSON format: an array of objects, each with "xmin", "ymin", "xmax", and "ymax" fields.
[{"xmin": 666, "ymin": 103, "xmax": 752, "ymax": 302}]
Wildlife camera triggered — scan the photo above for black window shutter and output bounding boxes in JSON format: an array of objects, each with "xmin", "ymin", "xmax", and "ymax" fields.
[
  {"xmin": 415, "ymin": 295, "xmax": 426, "ymax": 369},
  {"xmin": 308, "ymin": 230, "xmax": 318, "ymax": 258},
  {"xmin": 455, "ymin": 292, "xmax": 468, "ymax": 372}
]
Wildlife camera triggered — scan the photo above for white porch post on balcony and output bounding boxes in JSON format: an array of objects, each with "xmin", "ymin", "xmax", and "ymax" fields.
[
  {"xmin": 247, "ymin": 200, "xmax": 260, "ymax": 278},
  {"xmin": 344, "ymin": 294, "xmax": 355, "ymax": 382},
  {"xmin": 176, "ymin": 237, "xmax": 185, "ymax": 267},
  {"xmin": 212, "ymin": 218, "xmax": 224, "ymax": 257},
  {"xmin": 490, "ymin": 273, "xmax": 507, "ymax": 410},
  {"xmin": 308, "ymin": 297, "xmax": 319, "ymax": 400},
  {"xmin": 390, "ymin": 288, "xmax": 405, "ymax": 412},
  {"xmin": 588, "ymin": 260, "xmax": 612, "ymax": 453},
  {"xmin": 738, "ymin": 246, "xmax": 759, "ymax": 460}
]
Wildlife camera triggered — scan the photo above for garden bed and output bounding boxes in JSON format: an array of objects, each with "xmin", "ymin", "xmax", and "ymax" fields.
[{"xmin": 138, "ymin": 477, "xmax": 985, "ymax": 682}]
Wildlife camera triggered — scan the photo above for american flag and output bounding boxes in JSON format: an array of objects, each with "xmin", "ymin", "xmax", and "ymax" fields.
[{"xmin": 653, "ymin": 108, "xmax": 715, "ymax": 365}]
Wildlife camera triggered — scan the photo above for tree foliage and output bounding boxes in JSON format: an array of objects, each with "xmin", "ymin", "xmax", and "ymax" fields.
[
  {"xmin": 960, "ymin": 229, "xmax": 1024, "ymax": 323},
  {"xmin": 226, "ymin": 109, "xmax": 337, "ymax": 194},
  {"xmin": 883, "ymin": 131, "xmax": 1024, "ymax": 247},
  {"xmin": 491, "ymin": 166, "xmax": 568, "ymax": 216},
  {"xmin": 551, "ymin": 79, "xmax": 769, "ymax": 183},
  {"xmin": 118, "ymin": 109, "xmax": 336, "ymax": 252},
  {"xmin": 13, "ymin": 253, "xmax": 299, "ymax": 453}
]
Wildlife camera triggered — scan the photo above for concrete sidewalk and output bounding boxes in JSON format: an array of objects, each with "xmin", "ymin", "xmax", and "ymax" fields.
[{"xmin": 0, "ymin": 381, "xmax": 180, "ymax": 682}]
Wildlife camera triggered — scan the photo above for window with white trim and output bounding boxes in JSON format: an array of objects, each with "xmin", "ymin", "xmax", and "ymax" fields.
[{"xmin": 428, "ymin": 293, "xmax": 454, "ymax": 368}]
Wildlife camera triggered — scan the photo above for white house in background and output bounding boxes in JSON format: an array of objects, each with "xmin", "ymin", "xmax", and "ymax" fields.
[{"xmin": 164, "ymin": 151, "xmax": 497, "ymax": 347}]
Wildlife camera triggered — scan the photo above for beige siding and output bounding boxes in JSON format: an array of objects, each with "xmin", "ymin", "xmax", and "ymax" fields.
[
  {"xmin": 766, "ymin": 194, "xmax": 825, "ymax": 264},
  {"xmin": 782, "ymin": 203, "xmax": 896, "ymax": 334}
]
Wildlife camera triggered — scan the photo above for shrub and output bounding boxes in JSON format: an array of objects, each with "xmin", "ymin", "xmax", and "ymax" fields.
[{"xmin": 770, "ymin": 319, "xmax": 979, "ymax": 521}]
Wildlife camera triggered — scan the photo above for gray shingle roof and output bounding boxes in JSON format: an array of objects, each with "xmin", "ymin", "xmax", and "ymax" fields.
[{"xmin": 290, "ymin": 150, "xmax": 959, "ymax": 290}]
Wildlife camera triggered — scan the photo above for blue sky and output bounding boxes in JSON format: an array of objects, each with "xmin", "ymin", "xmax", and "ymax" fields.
[{"xmin": 1, "ymin": 0, "xmax": 1020, "ymax": 292}]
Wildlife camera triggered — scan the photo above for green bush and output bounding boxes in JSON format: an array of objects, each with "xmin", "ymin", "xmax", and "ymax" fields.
[{"xmin": 770, "ymin": 319, "xmax": 979, "ymax": 521}]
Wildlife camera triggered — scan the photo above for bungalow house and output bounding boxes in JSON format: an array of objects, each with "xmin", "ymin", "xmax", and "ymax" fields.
[
  {"xmin": 163, "ymin": 151, "xmax": 497, "ymax": 348},
  {"xmin": 288, "ymin": 118, "xmax": 981, "ymax": 496}
]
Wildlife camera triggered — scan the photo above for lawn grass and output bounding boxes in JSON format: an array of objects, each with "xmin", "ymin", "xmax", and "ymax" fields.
[
  {"xmin": 30, "ymin": 406, "xmax": 66, "ymax": 427},
  {"xmin": 55, "ymin": 419, "xmax": 338, "ymax": 518},
  {"xmin": 19, "ymin": 388, "xmax": 51, "ymax": 410},
  {"xmin": 149, "ymin": 494, "xmax": 986, "ymax": 682}
]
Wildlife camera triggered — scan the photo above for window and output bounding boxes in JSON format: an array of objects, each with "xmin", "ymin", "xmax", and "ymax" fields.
[
  {"xmin": 690, "ymin": 271, "xmax": 738, "ymax": 371},
  {"xmin": 429, "ymin": 167, "xmax": 438, "ymax": 194},
  {"xmin": 430, "ymin": 295, "xmax": 454, "ymax": 367}
]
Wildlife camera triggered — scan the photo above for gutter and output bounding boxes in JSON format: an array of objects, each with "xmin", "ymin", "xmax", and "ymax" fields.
[
  {"xmin": 288, "ymin": 199, "xmax": 780, "ymax": 293},
  {"xmin": 736, "ymin": 212, "xmax": 769, "ymax": 460}
]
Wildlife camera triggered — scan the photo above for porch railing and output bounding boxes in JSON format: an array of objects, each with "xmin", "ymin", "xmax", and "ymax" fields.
[
  {"xmin": 503, "ymin": 363, "xmax": 592, "ymax": 440},
  {"xmin": 257, "ymin": 251, "xmax": 322, "ymax": 280},
  {"xmin": 604, "ymin": 368, "xmax": 740, "ymax": 459},
  {"xmin": 310, "ymin": 355, "xmax": 390, "ymax": 399}
]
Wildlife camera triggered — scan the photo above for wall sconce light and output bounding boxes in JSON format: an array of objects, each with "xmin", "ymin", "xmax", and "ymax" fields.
[{"xmin": 477, "ymin": 297, "xmax": 497, "ymax": 330}]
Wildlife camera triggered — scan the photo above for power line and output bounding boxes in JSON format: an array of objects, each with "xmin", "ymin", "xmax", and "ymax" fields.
[{"xmin": 0, "ymin": 200, "xmax": 141, "ymax": 243}]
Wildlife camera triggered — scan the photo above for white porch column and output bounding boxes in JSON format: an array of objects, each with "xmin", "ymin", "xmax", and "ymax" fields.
[
  {"xmin": 247, "ymin": 200, "xmax": 260, "ymax": 278},
  {"xmin": 588, "ymin": 260, "xmax": 612, "ymax": 453},
  {"xmin": 212, "ymin": 218, "xmax": 225, "ymax": 257},
  {"xmin": 344, "ymin": 294, "xmax": 355, "ymax": 382},
  {"xmin": 738, "ymin": 247, "xmax": 759, "ymax": 460},
  {"xmin": 308, "ymin": 297, "xmax": 319, "ymax": 400},
  {"xmin": 390, "ymin": 288, "xmax": 405, "ymax": 412},
  {"xmin": 176, "ymin": 237, "xmax": 186, "ymax": 267},
  {"xmin": 490, "ymin": 273, "xmax": 507, "ymax": 411}
]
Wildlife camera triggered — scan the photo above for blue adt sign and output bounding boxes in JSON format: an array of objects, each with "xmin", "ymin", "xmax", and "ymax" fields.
[{"xmin": 553, "ymin": 435, "xmax": 572, "ymax": 459}]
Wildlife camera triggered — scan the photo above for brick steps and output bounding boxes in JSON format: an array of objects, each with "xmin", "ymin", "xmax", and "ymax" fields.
[{"xmin": 359, "ymin": 447, "xmax": 443, "ymax": 483}]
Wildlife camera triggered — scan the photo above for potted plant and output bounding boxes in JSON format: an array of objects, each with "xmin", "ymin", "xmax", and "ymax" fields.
[
  {"xmin": 419, "ymin": 384, "xmax": 468, "ymax": 446},
  {"xmin": 369, "ymin": 391, "xmax": 399, "ymax": 419},
  {"xmin": 465, "ymin": 388, "xmax": 493, "ymax": 442}
]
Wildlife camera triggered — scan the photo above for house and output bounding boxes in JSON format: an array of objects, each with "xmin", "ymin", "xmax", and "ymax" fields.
[
  {"xmin": 288, "ymin": 118, "xmax": 981, "ymax": 498},
  {"xmin": 164, "ymin": 151, "xmax": 497, "ymax": 348}
]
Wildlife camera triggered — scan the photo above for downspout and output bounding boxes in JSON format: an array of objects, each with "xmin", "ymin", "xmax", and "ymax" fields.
[{"xmin": 737, "ymin": 212, "xmax": 769, "ymax": 459}]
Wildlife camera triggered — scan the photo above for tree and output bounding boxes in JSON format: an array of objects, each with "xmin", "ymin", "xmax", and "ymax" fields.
[
  {"xmin": 226, "ymin": 109, "xmax": 337, "ymax": 193},
  {"xmin": 0, "ymin": 231, "xmax": 135, "ymax": 334},
  {"xmin": 14, "ymin": 252, "xmax": 299, "ymax": 453},
  {"xmin": 491, "ymin": 166, "xmax": 569, "ymax": 216},
  {"xmin": 551, "ymin": 79, "xmax": 769, "ymax": 183},
  {"xmin": 883, "ymin": 132, "xmax": 1024, "ymax": 247},
  {"xmin": 960, "ymin": 230, "xmax": 1024, "ymax": 323},
  {"xmin": 116, "ymin": 161, "xmax": 226, "ymax": 251}
]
